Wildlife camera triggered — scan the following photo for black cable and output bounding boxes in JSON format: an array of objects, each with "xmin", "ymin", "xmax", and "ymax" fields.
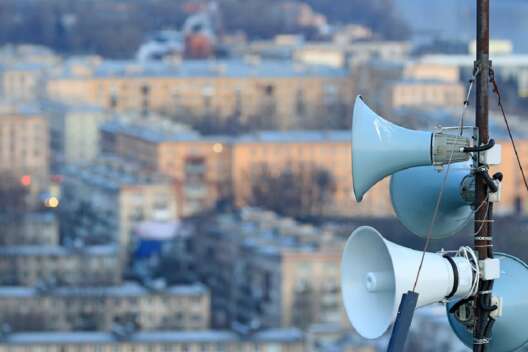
[
  {"xmin": 463, "ymin": 139, "xmax": 495, "ymax": 153},
  {"xmin": 491, "ymin": 75, "xmax": 528, "ymax": 194}
]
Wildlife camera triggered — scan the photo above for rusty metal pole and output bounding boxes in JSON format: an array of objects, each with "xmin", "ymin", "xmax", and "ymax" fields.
[{"xmin": 474, "ymin": 0, "xmax": 493, "ymax": 351}]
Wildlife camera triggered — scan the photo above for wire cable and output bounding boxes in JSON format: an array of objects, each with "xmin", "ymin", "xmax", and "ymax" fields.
[
  {"xmin": 490, "ymin": 73, "xmax": 528, "ymax": 194},
  {"xmin": 412, "ymin": 73, "xmax": 477, "ymax": 292}
]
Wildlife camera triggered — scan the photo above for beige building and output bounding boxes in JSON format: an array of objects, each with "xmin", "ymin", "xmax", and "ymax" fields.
[
  {"xmin": 294, "ymin": 41, "xmax": 410, "ymax": 68},
  {"xmin": 2, "ymin": 64, "xmax": 47, "ymax": 102},
  {"xmin": 102, "ymin": 124, "xmax": 393, "ymax": 218},
  {"xmin": 0, "ymin": 329, "xmax": 305, "ymax": 352},
  {"xmin": 0, "ymin": 245, "xmax": 121, "ymax": 286},
  {"xmin": 192, "ymin": 209, "xmax": 349, "ymax": 330},
  {"xmin": 0, "ymin": 107, "xmax": 49, "ymax": 193},
  {"xmin": 403, "ymin": 62, "xmax": 460, "ymax": 82},
  {"xmin": 383, "ymin": 79, "xmax": 465, "ymax": 110},
  {"xmin": 100, "ymin": 120, "xmax": 232, "ymax": 217},
  {"xmin": 232, "ymin": 131, "xmax": 392, "ymax": 217},
  {"xmin": 60, "ymin": 157, "xmax": 179, "ymax": 249},
  {"xmin": 0, "ymin": 283, "xmax": 209, "ymax": 331},
  {"xmin": 44, "ymin": 101, "xmax": 109, "ymax": 165},
  {"xmin": 493, "ymin": 139, "xmax": 528, "ymax": 215},
  {"xmin": 47, "ymin": 59, "xmax": 354, "ymax": 130}
]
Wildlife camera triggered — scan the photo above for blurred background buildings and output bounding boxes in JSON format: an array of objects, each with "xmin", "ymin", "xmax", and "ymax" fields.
[{"xmin": 0, "ymin": 0, "xmax": 527, "ymax": 351}]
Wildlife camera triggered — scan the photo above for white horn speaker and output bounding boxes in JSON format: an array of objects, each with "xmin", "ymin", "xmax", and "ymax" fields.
[
  {"xmin": 341, "ymin": 226, "xmax": 474, "ymax": 339},
  {"xmin": 351, "ymin": 96, "xmax": 470, "ymax": 202},
  {"xmin": 390, "ymin": 162, "xmax": 474, "ymax": 239},
  {"xmin": 447, "ymin": 253, "xmax": 528, "ymax": 352}
]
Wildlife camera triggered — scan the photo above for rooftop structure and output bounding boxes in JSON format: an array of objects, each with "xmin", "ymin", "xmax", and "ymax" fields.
[
  {"xmin": 47, "ymin": 57, "xmax": 354, "ymax": 130},
  {"xmin": 0, "ymin": 282, "xmax": 210, "ymax": 332},
  {"xmin": 0, "ymin": 328, "xmax": 305, "ymax": 352},
  {"xmin": 0, "ymin": 244, "xmax": 121, "ymax": 287},
  {"xmin": 191, "ymin": 209, "xmax": 346, "ymax": 330},
  {"xmin": 55, "ymin": 59, "xmax": 348, "ymax": 80},
  {"xmin": 60, "ymin": 157, "xmax": 179, "ymax": 248},
  {"xmin": 0, "ymin": 212, "xmax": 58, "ymax": 246}
]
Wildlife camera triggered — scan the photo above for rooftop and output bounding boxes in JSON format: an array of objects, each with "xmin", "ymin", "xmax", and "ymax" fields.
[
  {"xmin": 39, "ymin": 99, "xmax": 105, "ymax": 114},
  {"xmin": 2, "ymin": 328, "xmax": 304, "ymax": 345},
  {"xmin": 0, "ymin": 282, "xmax": 207, "ymax": 298},
  {"xmin": 102, "ymin": 121, "xmax": 351, "ymax": 145},
  {"xmin": 236, "ymin": 130, "xmax": 351, "ymax": 143},
  {"xmin": 59, "ymin": 59, "xmax": 347, "ymax": 80},
  {"xmin": 61, "ymin": 156, "xmax": 172, "ymax": 190},
  {"xmin": 0, "ymin": 244, "xmax": 117, "ymax": 257},
  {"xmin": 101, "ymin": 119, "xmax": 204, "ymax": 144},
  {"xmin": 420, "ymin": 54, "xmax": 528, "ymax": 67},
  {"xmin": 210, "ymin": 208, "xmax": 341, "ymax": 257}
]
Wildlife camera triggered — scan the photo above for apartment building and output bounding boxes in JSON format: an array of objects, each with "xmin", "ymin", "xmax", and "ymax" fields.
[
  {"xmin": 100, "ymin": 120, "xmax": 232, "ymax": 217},
  {"xmin": 0, "ymin": 107, "xmax": 49, "ymax": 193},
  {"xmin": 47, "ymin": 59, "xmax": 353, "ymax": 130},
  {"xmin": 0, "ymin": 283, "xmax": 209, "ymax": 331},
  {"xmin": 493, "ymin": 139, "xmax": 528, "ymax": 215},
  {"xmin": 0, "ymin": 245, "xmax": 121, "ymax": 286},
  {"xmin": 1, "ymin": 63, "xmax": 48, "ymax": 102},
  {"xmin": 43, "ymin": 101, "xmax": 109, "ymax": 165},
  {"xmin": 231, "ymin": 131, "xmax": 392, "ymax": 217},
  {"xmin": 0, "ymin": 212, "xmax": 58, "ymax": 246},
  {"xmin": 294, "ymin": 41, "xmax": 411, "ymax": 68},
  {"xmin": 383, "ymin": 79, "xmax": 465, "ymax": 111},
  {"xmin": 101, "ymin": 123, "xmax": 393, "ymax": 218},
  {"xmin": 0, "ymin": 329, "xmax": 305, "ymax": 352},
  {"xmin": 191, "ymin": 208, "xmax": 348, "ymax": 330},
  {"xmin": 60, "ymin": 157, "xmax": 178, "ymax": 249}
]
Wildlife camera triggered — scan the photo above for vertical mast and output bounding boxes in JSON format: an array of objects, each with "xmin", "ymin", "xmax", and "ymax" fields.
[{"xmin": 474, "ymin": 0, "xmax": 493, "ymax": 350}]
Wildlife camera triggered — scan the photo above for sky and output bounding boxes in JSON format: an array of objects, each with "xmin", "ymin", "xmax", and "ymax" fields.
[{"xmin": 395, "ymin": 0, "xmax": 528, "ymax": 52}]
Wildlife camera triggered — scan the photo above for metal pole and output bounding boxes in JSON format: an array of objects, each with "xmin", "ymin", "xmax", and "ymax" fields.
[{"xmin": 474, "ymin": 0, "xmax": 493, "ymax": 351}]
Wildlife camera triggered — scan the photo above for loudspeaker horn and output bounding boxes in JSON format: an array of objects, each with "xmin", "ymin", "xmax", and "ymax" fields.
[
  {"xmin": 447, "ymin": 253, "xmax": 528, "ymax": 352},
  {"xmin": 351, "ymin": 96, "xmax": 470, "ymax": 202},
  {"xmin": 390, "ymin": 162, "xmax": 474, "ymax": 239},
  {"xmin": 341, "ymin": 226, "xmax": 474, "ymax": 339}
]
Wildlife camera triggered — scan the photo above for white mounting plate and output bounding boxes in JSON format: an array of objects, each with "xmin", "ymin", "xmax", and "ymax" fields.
[{"xmin": 481, "ymin": 143, "xmax": 502, "ymax": 165}]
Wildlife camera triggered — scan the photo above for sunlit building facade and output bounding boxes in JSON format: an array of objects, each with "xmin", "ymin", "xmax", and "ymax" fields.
[
  {"xmin": 0, "ymin": 108, "xmax": 49, "ymax": 193},
  {"xmin": 0, "ymin": 283, "xmax": 209, "ymax": 332},
  {"xmin": 47, "ymin": 59, "xmax": 354, "ymax": 130}
]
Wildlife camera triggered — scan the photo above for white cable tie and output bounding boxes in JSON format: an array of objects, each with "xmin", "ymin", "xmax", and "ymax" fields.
[
  {"xmin": 473, "ymin": 338, "xmax": 490, "ymax": 345},
  {"xmin": 475, "ymin": 236, "xmax": 493, "ymax": 241}
]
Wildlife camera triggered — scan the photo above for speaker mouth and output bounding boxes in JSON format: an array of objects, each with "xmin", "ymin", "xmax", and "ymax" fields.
[
  {"xmin": 351, "ymin": 95, "xmax": 364, "ymax": 202},
  {"xmin": 351, "ymin": 95, "xmax": 432, "ymax": 203},
  {"xmin": 341, "ymin": 226, "xmax": 396, "ymax": 339}
]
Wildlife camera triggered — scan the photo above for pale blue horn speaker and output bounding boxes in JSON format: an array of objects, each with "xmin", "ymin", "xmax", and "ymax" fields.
[
  {"xmin": 447, "ymin": 254, "xmax": 528, "ymax": 352},
  {"xmin": 351, "ymin": 96, "xmax": 470, "ymax": 202},
  {"xmin": 390, "ymin": 162, "xmax": 473, "ymax": 239}
]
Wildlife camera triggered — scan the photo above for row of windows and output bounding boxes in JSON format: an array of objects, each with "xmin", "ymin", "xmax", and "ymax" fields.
[{"xmin": 2, "ymin": 342, "xmax": 289, "ymax": 352}]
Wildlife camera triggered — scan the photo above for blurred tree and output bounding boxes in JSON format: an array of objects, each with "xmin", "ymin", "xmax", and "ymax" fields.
[
  {"xmin": 249, "ymin": 163, "xmax": 336, "ymax": 217},
  {"xmin": 0, "ymin": 172, "xmax": 29, "ymax": 216},
  {"xmin": 304, "ymin": 0, "xmax": 410, "ymax": 40}
]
